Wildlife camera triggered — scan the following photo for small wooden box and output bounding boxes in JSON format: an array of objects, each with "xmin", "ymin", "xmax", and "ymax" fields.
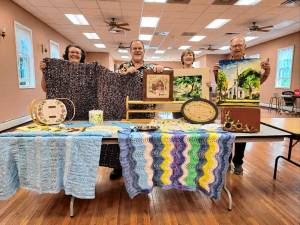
[{"xmin": 221, "ymin": 107, "xmax": 260, "ymax": 133}]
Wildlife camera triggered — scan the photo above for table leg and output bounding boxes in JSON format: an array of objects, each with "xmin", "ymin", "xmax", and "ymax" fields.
[
  {"xmin": 70, "ymin": 196, "xmax": 75, "ymax": 217},
  {"xmin": 273, "ymin": 138, "xmax": 300, "ymax": 180},
  {"xmin": 223, "ymin": 175, "xmax": 232, "ymax": 211}
]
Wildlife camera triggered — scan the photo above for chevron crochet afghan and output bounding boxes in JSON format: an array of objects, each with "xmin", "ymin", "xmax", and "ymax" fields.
[{"xmin": 118, "ymin": 129, "xmax": 235, "ymax": 200}]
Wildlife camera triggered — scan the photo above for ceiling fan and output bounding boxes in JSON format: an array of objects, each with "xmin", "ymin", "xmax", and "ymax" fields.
[
  {"xmin": 118, "ymin": 43, "xmax": 130, "ymax": 50},
  {"xmin": 199, "ymin": 45, "xmax": 219, "ymax": 51},
  {"xmin": 105, "ymin": 18, "xmax": 130, "ymax": 33},
  {"xmin": 249, "ymin": 22, "xmax": 273, "ymax": 32}
]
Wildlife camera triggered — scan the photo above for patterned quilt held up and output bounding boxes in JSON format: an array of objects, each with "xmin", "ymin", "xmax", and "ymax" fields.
[
  {"xmin": 118, "ymin": 129, "xmax": 235, "ymax": 200},
  {"xmin": 43, "ymin": 58, "xmax": 148, "ymax": 121},
  {"xmin": 0, "ymin": 131, "xmax": 105, "ymax": 200}
]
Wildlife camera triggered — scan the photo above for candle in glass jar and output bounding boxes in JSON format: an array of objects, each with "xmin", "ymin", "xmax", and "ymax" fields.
[{"xmin": 89, "ymin": 110, "xmax": 103, "ymax": 125}]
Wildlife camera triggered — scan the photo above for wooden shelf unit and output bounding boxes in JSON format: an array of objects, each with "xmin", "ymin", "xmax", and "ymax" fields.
[{"xmin": 125, "ymin": 96, "xmax": 185, "ymax": 121}]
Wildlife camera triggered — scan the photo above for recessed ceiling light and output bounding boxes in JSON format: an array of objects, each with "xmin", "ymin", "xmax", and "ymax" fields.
[
  {"xmin": 144, "ymin": 0, "xmax": 167, "ymax": 3},
  {"xmin": 118, "ymin": 49, "xmax": 128, "ymax": 53},
  {"xmin": 245, "ymin": 36, "xmax": 258, "ymax": 42},
  {"xmin": 94, "ymin": 43, "xmax": 106, "ymax": 48},
  {"xmin": 235, "ymin": 0, "xmax": 261, "ymax": 5},
  {"xmin": 219, "ymin": 46, "xmax": 230, "ymax": 50},
  {"xmin": 194, "ymin": 50, "xmax": 202, "ymax": 54},
  {"xmin": 178, "ymin": 45, "xmax": 191, "ymax": 50},
  {"xmin": 189, "ymin": 35, "xmax": 206, "ymax": 42},
  {"xmin": 205, "ymin": 19, "xmax": 231, "ymax": 29},
  {"xmin": 141, "ymin": 17, "xmax": 160, "ymax": 28},
  {"xmin": 155, "ymin": 50, "xmax": 165, "ymax": 54},
  {"xmin": 139, "ymin": 34, "xmax": 153, "ymax": 41},
  {"xmin": 121, "ymin": 56, "xmax": 129, "ymax": 59},
  {"xmin": 65, "ymin": 14, "xmax": 89, "ymax": 25},
  {"xmin": 274, "ymin": 20, "xmax": 295, "ymax": 29},
  {"xmin": 84, "ymin": 33, "xmax": 100, "ymax": 39},
  {"xmin": 167, "ymin": 47, "xmax": 173, "ymax": 50}
]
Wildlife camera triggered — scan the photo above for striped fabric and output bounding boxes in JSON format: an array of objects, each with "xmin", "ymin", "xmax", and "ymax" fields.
[{"xmin": 118, "ymin": 129, "xmax": 235, "ymax": 200}]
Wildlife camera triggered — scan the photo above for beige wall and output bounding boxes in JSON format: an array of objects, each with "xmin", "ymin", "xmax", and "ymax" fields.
[
  {"xmin": 0, "ymin": 0, "xmax": 71, "ymax": 123},
  {"xmin": 246, "ymin": 32, "xmax": 300, "ymax": 106},
  {"xmin": 86, "ymin": 52, "xmax": 114, "ymax": 71}
]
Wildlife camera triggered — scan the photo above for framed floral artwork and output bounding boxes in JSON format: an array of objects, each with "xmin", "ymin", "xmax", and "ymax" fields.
[{"xmin": 143, "ymin": 70, "xmax": 173, "ymax": 101}]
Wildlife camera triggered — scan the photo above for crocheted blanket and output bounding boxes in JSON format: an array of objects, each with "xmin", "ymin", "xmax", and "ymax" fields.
[
  {"xmin": 118, "ymin": 129, "xmax": 235, "ymax": 200},
  {"xmin": 43, "ymin": 58, "xmax": 148, "ymax": 120},
  {"xmin": 0, "ymin": 131, "xmax": 104, "ymax": 200}
]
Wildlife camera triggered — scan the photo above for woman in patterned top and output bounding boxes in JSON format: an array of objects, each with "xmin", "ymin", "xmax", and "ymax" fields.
[
  {"xmin": 40, "ymin": 44, "xmax": 86, "ymax": 92},
  {"xmin": 181, "ymin": 49, "xmax": 195, "ymax": 69}
]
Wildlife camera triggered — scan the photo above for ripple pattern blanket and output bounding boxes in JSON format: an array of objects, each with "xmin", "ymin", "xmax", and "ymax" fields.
[
  {"xmin": 0, "ymin": 132, "xmax": 103, "ymax": 200},
  {"xmin": 118, "ymin": 129, "xmax": 235, "ymax": 200}
]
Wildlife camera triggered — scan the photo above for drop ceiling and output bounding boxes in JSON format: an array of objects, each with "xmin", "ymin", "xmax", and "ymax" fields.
[{"xmin": 12, "ymin": 0, "xmax": 300, "ymax": 61}]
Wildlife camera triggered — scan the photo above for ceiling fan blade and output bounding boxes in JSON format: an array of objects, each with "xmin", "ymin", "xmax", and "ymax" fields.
[
  {"xmin": 257, "ymin": 29, "xmax": 269, "ymax": 32},
  {"xmin": 116, "ymin": 23, "xmax": 129, "ymax": 26},
  {"xmin": 259, "ymin": 25, "xmax": 273, "ymax": 29},
  {"xmin": 117, "ymin": 26, "xmax": 130, "ymax": 31}
]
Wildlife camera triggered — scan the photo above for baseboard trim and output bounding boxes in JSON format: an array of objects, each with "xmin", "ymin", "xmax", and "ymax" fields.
[
  {"xmin": 260, "ymin": 103, "xmax": 300, "ymax": 113},
  {"xmin": 0, "ymin": 115, "xmax": 32, "ymax": 132}
]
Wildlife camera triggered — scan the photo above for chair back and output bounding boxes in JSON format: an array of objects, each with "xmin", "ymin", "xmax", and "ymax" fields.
[{"xmin": 282, "ymin": 91, "xmax": 295, "ymax": 106}]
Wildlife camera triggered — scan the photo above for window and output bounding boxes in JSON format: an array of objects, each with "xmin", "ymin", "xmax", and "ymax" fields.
[
  {"xmin": 50, "ymin": 40, "xmax": 60, "ymax": 59},
  {"xmin": 14, "ymin": 21, "xmax": 35, "ymax": 88},
  {"xmin": 275, "ymin": 46, "xmax": 294, "ymax": 89}
]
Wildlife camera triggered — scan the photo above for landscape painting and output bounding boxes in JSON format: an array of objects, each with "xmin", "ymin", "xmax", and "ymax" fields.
[
  {"xmin": 216, "ymin": 58, "xmax": 261, "ymax": 106},
  {"xmin": 173, "ymin": 68, "xmax": 210, "ymax": 101}
]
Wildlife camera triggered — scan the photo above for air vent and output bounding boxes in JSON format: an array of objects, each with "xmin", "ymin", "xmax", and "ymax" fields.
[
  {"xmin": 181, "ymin": 32, "xmax": 197, "ymax": 36},
  {"xmin": 166, "ymin": 0, "xmax": 191, "ymax": 3},
  {"xmin": 225, "ymin": 32, "xmax": 240, "ymax": 35},
  {"xmin": 212, "ymin": 0, "xmax": 238, "ymax": 5},
  {"xmin": 281, "ymin": 0, "xmax": 300, "ymax": 6}
]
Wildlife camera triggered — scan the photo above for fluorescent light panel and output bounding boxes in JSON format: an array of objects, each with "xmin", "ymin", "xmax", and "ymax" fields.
[
  {"xmin": 151, "ymin": 56, "xmax": 160, "ymax": 59},
  {"xmin": 155, "ymin": 50, "xmax": 165, "ymax": 54},
  {"xmin": 189, "ymin": 35, "xmax": 206, "ymax": 42},
  {"xmin": 245, "ymin": 36, "xmax": 258, "ymax": 42},
  {"xmin": 94, "ymin": 43, "xmax": 106, "ymax": 48},
  {"xmin": 139, "ymin": 34, "xmax": 153, "ymax": 41},
  {"xmin": 65, "ymin": 14, "xmax": 89, "ymax": 25},
  {"xmin": 118, "ymin": 49, "xmax": 128, "ymax": 53},
  {"xmin": 178, "ymin": 45, "xmax": 191, "ymax": 50},
  {"xmin": 194, "ymin": 50, "xmax": 202, "ymax": 54},
  {"xmin": 121, "ymin": 56, "xmax": 129, "ymax": 59},
  {"xmin": 219, "ymin": 46, "xmax": 229, "ymax": 50},
  {"xmin": 235, "ymin": 0, "xmax": 261, "ymax": 5},
  {"xmin": 140, "ymin": 17, "xmax": 160, "ymax": 28},
  {"xmin": 84, "ymin": 33, "xmax": 100, "ymax": 39},
  {"xmin": 144, "ymin": 0, "xmax": 167, "ymax": 2},
  {"xmin": 205, "ymin": 19, "xmax": 231, "ymax": 29}
]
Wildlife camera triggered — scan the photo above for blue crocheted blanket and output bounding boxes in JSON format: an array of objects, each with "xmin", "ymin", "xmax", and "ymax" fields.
[
  {"xmin": 118, "ymin": 129, "xmax": 235, "ymax": 200},
  {"xmin": 0, "ymin": 131, "xmax": 105, "ymax": 200}
]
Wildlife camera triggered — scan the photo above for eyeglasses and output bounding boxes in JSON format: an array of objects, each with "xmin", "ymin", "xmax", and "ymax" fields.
[
  {"xmin": 131, "ymin": 47, "xmax": 143, "ymax": 51},
  {"xmin": 69, "ymin": 51, "xmax": 81, "ymax": 55}
]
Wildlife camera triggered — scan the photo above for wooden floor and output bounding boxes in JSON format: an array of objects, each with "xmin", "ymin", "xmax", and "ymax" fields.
[{"xmin": 0, "ymin": 109, "xmax": 299, "ymax": 225}]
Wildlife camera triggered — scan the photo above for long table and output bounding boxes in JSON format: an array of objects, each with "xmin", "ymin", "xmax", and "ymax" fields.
[
  {"xmin": 261, "ymin": 118, "xmax": 300, "ymax": 179},
  {"xmin": 0, "ymin": 122, "xmax": 291, "ymax": 217}
]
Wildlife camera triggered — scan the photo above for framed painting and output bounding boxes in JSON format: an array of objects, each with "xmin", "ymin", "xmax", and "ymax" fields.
[
  {"xmin": 173, "ymin": 68, "xmax": 210, "ymax": 101},
  {"xmin": 216, "ymin": 58, "xmax": 261, "ymax": 106},
  {"xmin": 143, "ymin": 70, "xmax": 173, "ymax": 101}
]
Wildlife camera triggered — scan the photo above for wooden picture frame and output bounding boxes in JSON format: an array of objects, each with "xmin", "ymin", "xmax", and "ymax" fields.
[
  {"xmin": 173, "ymin": 68, "xmax": 210, "ymax": 101},
  {"xmin": 143, "ymin": 70, "xmax": 173, "ymax": 101}
]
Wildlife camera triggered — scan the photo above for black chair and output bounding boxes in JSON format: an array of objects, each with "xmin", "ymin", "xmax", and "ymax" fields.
[{"xmin": 281, "ymin": 91, "xmax": 296, "ymax": 113}]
